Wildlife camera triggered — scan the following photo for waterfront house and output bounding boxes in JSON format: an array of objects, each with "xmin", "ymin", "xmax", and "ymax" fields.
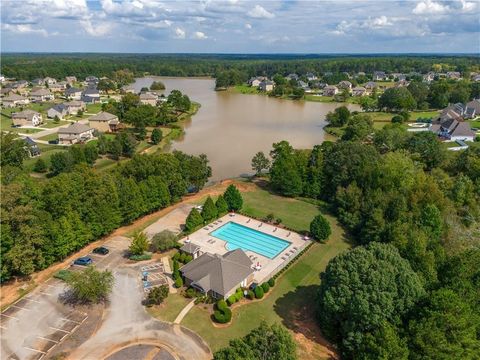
[
  {"xmin": 58, "ymin": 122, "xmax": 94, "ymax": 144},
  {"xmin": 48, "ymin": 104, "xmax": 69, "ymax": 119},
  {"xmin": 30, "ymin": 88, "xmax": 54, "ymax": 102},
  {"xmin": 65, "ymin": 87, "xmax": 83, "ymax": 100},
  {"xmin": 180, "ymin": 249, "xmax": 254, "ymax": 300},
  {"xmin": 248, "ymin": 76, "xmax": 266, "ymax": 87},
  {"xmin": 12, "ymin": 110, "xmax": 42, "ymax": 127},
  {"xmin": 338, "ymin": 80, "xmax": 352, "ymax": 90},
  {"xmin": 352, "ymin": 86, "xmax": 367, "ymax": 96},
  {"xmin": 2, "ymin": 93, "xmax": 29, "ymax": 107},
  {"xmin": 88, "ymin": 111, "xmax": 120, "ymax": 132},
  {"xmin": 323, "ymin": 85, "xmax": 338, "ymax": 96},
  {"xmin": 298, "ymin": 80, "xmax": 310, "ymax": 91},
  {"xmin": 259, "ymin": 80, "xmax": 274, "ymax": 92},
  {"xmin": 139, "ymin": 92, "xmax": 158, "ymax": 106}
]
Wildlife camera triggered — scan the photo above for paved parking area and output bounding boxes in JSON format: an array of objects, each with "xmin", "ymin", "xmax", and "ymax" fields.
[
  {"xmin": 1, "ymin": 279, "xmax": 87, "ymax": 360},
  {"xmin": 141, "ymin": 263, "xmax": 168, "ymax": 293}
]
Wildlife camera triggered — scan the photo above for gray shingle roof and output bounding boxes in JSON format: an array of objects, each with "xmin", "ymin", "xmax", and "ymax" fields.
[
  {"xmin": 88, "ymin": 111, "xmax": 117, "ymax": 121},
  {"xmin": 180, "ymin": 242, "xmax": 201, "ymax": 254},
  {"xmin": 58, "ymin": 122, "xmax": 92, "ymax": 135},
  {"xmin": 12, "ymin": 109, "xmax": 40, "ymax": 121},
  {"xmin": 180, "ymin": 249, "xmax": 253, "ymax": 296}
]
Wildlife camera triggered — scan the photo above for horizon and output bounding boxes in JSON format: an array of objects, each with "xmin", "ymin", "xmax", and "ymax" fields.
[{"xmin": 1, "ymin": 0, "xmax": 479, "ymax": 53}]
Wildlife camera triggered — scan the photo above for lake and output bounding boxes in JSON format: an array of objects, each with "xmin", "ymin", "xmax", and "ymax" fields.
[{"xmin": 133, "ymin": 77, "xmax": 359, "ymax": 181}]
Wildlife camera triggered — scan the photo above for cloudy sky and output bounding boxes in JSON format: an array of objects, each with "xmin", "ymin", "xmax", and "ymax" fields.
[{"xmin": 1, "ymin": 0, "xmax": 479, "ymax": 53}]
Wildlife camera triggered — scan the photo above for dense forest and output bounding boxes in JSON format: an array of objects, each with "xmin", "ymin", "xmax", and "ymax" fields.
[
  {"xmin": 256, "ymin": 122, "xmax": 480, "ymax": 358},
  {"xmin": 2, "ymin": 53, "xmax": 479, "ymax": 82},
  {"xmin": 0, "ymin": 152, "xmax": 211, "ymax": 282}
]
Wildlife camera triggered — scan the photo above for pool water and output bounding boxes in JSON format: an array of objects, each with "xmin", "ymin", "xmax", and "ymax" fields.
[{"xmin": 211, "ymin": 222, "xmax": 290, "ymax": 259}]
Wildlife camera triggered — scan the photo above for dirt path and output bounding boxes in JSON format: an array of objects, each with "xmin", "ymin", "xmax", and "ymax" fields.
[{"xmin": 0, "ymin": 179, "xmax": 255, "ymax": 309}]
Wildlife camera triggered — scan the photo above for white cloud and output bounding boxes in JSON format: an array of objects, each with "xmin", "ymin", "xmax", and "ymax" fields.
[
  {"xmin": 247, "ymin": 5, "xmax": 275, "ymax": 19},
  {"xmin": 192, "ymin": 31, "xmax": 208, "ymax": 40},
  {"xmin": 175, "ymin": 27, "xmax": 186, "ymax": 39},
  {"xmin": 413, "ymin": 0, "xmax": 449, "ymax": 15},
  {"xmin": 80, "ymin": 19, "xmax": 113, "ymax": 37},
  {"xmin": 2, "ymin": 24, "xmax": 49, "ymax": 37},
  {"xmin": 245, "ymin": 23, "xmax": 252, "ymax": 29}
]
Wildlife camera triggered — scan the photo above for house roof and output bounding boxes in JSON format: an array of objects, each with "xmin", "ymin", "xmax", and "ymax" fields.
[
  {"xmin": 89, "ymin": 111, "xmax": 118, "ymax": 121},
  {"xmin": 466, "ymin": 99, "xmax": 480, "ymax": 113},
  {"xmin": 353, "ymin": 86, "xmax": 366, "ymax": 91},
  {"xmin": 23, "ymin": 137, "xmax": 38, "ymax": 146},
  {"xmin": 180, "ymin": 242, "xmax": 201, "ymax": 254},
  {"xmin": 83, "ymin": 88, "xmax": 100, "ymax": 96},
  {"xmin": 140, "ymin": 92, "xmax": 158, "ymax": 100},
  {"xmin": 58, "ymin": 122, "xmax": 92, "ymax": 135},
  {"xmin": 180, "ymin": 249, "xmax": 253, "ymax": 296},
  {"xmin": 66, "ymin": 87, "xmax": 82, "ymax": 94},
  {"xmin": 451, "ymin": 121, "xmax": 475, "ymax": 137},
  {"xmin": 30, "ymin": 88, "xmax": 52, "ymax": 96},
  {"xmin": 50, "ymin": 104, "xmax": 68, "ymax": 113},
  {"xmin": 12, "ymin": 109, "xmax": 40, "ymax": 120},
  {"xmin": 3, "ymin": 93, "xmax": 26, "ymax": 101},
  {"xmin": 65, "ymin": 100, "xmax": 85, "ymax": 107}
]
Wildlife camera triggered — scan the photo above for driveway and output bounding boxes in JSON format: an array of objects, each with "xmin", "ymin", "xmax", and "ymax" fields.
[{"xmin": 143, "ymin": 204, "xmax": 193, "ymax": 238}]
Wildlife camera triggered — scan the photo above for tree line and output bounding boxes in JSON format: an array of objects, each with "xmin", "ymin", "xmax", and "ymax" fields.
[
  {"xmin": 0, "ymin": 151, "xmax": 211, "ymax": 282},
  {"xmin": 253, "ymin": 127, "xmax": 480, "ymax": 358}
]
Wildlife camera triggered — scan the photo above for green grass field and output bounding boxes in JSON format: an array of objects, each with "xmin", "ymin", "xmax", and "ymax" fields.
[
  {"xmin": 23, "ymin": 144, "xmax": 66, "ymax": 172},
  {"xmin": 147, "ymin": 292, "xmax": 190, "ymax": 323},
  {"xmin": 38, "ymin": 133, "xmax": 59, "ymax": 142},
  {"xmin": 41, "ymin": 120, "xmax": 71, "ymax": 128},
  {"xmin": 233, "ymin": 85, "xmax": 260, "ymax": 95}
]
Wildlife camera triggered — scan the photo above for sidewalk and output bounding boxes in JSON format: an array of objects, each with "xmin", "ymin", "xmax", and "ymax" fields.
[{"xmin": 174, "ymin": 299, "xmax": 196, "ymax": 324}]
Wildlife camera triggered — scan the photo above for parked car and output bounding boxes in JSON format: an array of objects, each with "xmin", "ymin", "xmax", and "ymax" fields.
[
  {"xmin": 73, "ymin": 256, "xmax": 93, "ymax": 266},
  {"xmin": 93, "ymin": 246, "xmax": 109, "ymax": 255}
]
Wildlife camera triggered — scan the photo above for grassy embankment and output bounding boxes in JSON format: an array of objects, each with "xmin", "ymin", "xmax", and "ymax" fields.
[{"xmin": 150, "ymin": 184, "xmax": 350, "ymax": 359}]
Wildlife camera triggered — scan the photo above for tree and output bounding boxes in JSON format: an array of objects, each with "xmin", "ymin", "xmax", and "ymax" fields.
[
  {"xmin": 359, "ymin": 96, "xmax": 378, "ymax": 112},
  {"xmin": 33, "ymin": 158, "xmax": 47, "ymax": 173},
  {"xmin": 407, "ymin": 82, "xmax": 429, "ymax": 109},
  {"xmin": 215, "ymin": 195, "xmax": 229, "ymax": 216},
  {"xmin": 310, "ymin": 214, "xmax": 331, "ymax": 242},
  {"xmin": 146, "ymin": 285, "xmax": 169, "ymax": 306},
  {"xmin": 317, "ymin": 242, "xmax": 425, "ymax": 358},
  {"xmin": 214, "ymin": 322, "xmax": 296, "ymax": 360},
  {"xmin": 151, "ymin": 128, "xmax": 162, "ymax": 144},
  {"xmin": 358, "ymin": 321, "xmax": 409, "ymax": 360},
  {"xmin": 0, "ymin": 132, "xmax": 29, "ymax": 167},
  {"xmin": 378, "ymin": 87, "xmax": 416, "ymax": 111},
  {"xmin": 150, "ymin": 81, "xmax": 166, "ymax": 90},
  {"xmin": 406, "ymin": 131, "xmax": 444, "ymax": 170},
  {"xmin": 223, "ymin": 184, "xmax": 243, "ymax": 211},
  {"xmin": 65, "ymin": 266, "xmax": 114, "ymax": 303},
  {"xmin": 326, "ymin": 106, "xmax": 350, "ymax": 127},
  {"xmin": 129, "ymin": 231, "xmax": 149, "ymax": 256},
  {"xmin": 150, "ymin": 230, "xmax": 178, "ymax": 252},
  {"xmin": 53, "ymin": 115, "xmax": 60, "ymax": 123},
  {"xmin": 341, "ymin": 114, "xmax": 374, "ymax": 141},
  {"xmin": 408, "ymin": 288, "xmax": 480, "ymax": 360},
  {"xmin": 251, "ymin": 151, "xmax": 270, "ymax": 175},
  {"xmin": 269, "ymin": 141, "xmax": 304, "ymax": 197},
  {"xmin": 185, "ymin": 208, "xmax": 204, "ymax": 232},
  {"xmin": 201, "ymin": 196, "xmax": 218, "ymax": 222}
]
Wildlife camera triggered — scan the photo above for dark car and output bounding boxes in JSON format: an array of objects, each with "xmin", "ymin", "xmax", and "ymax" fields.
[
  {"xmin": 93, "ymin": 246, "xmax": 109, "ymax": 255},
  {"xmin": 73, "ymin": 256, "xmax": 93, "ymax": 266}
]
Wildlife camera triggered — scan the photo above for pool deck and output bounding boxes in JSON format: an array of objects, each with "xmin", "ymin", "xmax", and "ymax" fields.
[{"xmin": 179, "ymin": 213, "xmax": 310, "ymax": 284}]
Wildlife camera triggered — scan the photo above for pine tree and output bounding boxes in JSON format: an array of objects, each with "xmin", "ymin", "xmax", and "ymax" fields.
[
  {"xmin": 215, "ymin": 195, "xmax": 228, "ymax": 215},
  {"xmin": 201, "ymin": 196, "xmax": 218, "ymax": 222},
  {"xmin": 223, "ymin": 184, "xmax": 243, "ymax": 211},
  {"xmin": 185, "ymin": 208, "xmax": 204, "ymax": 232}
]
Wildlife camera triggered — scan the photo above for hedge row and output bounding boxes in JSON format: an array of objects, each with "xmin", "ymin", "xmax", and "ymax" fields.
[
  {"xmin": 272, "ymin": 242, "xmax": 314, "ymax": 280},
  {"xmin": 129, "ymin": 252, "xmax": 153, "ymax": 261}
]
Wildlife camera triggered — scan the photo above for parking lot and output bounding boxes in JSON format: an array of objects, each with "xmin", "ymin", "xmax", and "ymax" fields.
[
  {"xmin": 140, "ymin": 263, "xmax": 168, "ymax": 293},
  {"xmin": 0, "ymin": 236, "xmax": 129, "ymax": 360}
]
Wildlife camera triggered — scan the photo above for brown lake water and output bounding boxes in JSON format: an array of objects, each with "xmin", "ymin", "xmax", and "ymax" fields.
[{"xmin": 134, "ymin": 77, "xmax": 359, "ymax": 181}]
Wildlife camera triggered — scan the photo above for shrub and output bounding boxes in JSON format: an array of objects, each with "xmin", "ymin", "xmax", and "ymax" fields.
[
  {"xmin": 227, "ymin": 295, "xmax": 237, "ymax": 306},
  {"xmin": 247, "ymin": 290, "xmax": 255, "ymax": 300},
  {"xmin": 255, "ymin": 286, "xmax": 264, "ymax": 299},
  {"xmin": 264, "ymin": 213, "xmax": 275, "ymax": 223},
  {"xmin": 173, "ymin": 269, "xmax": 180, "ymax": 280},
  {"xmin": 150, "ymin": 230, "xmax": 178, "ymax": 252},
  {"xmin": 184, "ymin": 255, "xmax": 193, "ymax": 263},
  {"xmin": 54, "ymin": 269, "xmax": 73, "ymax": 282},
  {"xmin": 391, "ymin": 115, "xmax": 404, "ymax": 124},
  {"xmin": 268, "ymin": 278, "xmax": 275, "ymax": 287},
  {"xmin": 129, "ymin": 253, "xmax": 152, "ymax": 261},
  {"xmin": 310, "ymin": 214, "xmax": 332, "ymax": 242},
  {"xmin": 174, "ymin": 277, "xmax": 183, "ymax": 288},
  {"xmin": 275, "ymin": 218, "xmax": 282, "ymax": 225},
  {"xmin": 172, "ymin": 253, "xmax": 180, "ymax": 261},
  {"xmin": 173, "ymin": 260, "xmax": 179, "ymax": 271},
  {"xmin": 262, "ymin": 283, "xmax": 270, "ymax": 293},
  {"xmin": 33, "ymin": 158, "xmax": 47, "ymax": 173},
  {"xmin": 146, "ymin": 285, "xmax": 169, "ymax": 306},
  {"xmin": 130, "ymin": 231, "xmax": 149, "ymax": 256},
  {"xmin": 217, "ymin": 299, "xmax": 228, "ymax": 311},
  {"xmin": 214, "ymin": 300, "xmax": 232, "ymax": 323},
  {"xmin": 66, "ymin": 266, "xmax": 114, "ymax": 303},
  {"xmin": 179, "ymin": 252, "xmax": 186, "ymax": 263},
  {"xmin": 186, "ymin": 287, "xmax": 196, "ymax": 298}
]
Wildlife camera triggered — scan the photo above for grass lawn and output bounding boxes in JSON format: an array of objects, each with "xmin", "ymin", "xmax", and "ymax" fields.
[
  {"xmin": 468, "ymin": 118, "xmax": 480, "ymax": 129},
  {"xmin": 181, "ymin": 210, "xmax": 350, "ymax": 356},
  {"xmin": 23, "ymin": 145, "xmax": 66, "ymax": 172},
  {"xmin": 146, "ymin": 292, "xmax": 190, "ymax": 323},
  {"xmin": 233, "ymin": 85, "xmax": 260, "ymax": 95},
  {"xmin": 93, "ymin": 157, "xmax": 117, "ymax": 170},
  {"xmin": 38, "ymin": 133, "xmax": 59, "ymax": 142},
  {"xmin": 41, "ymin": 120, "xmax": 71, "ymax": 128},
  {"xmin": 85, "ymin": 103, "xmax": 103, "ymax": 114}
]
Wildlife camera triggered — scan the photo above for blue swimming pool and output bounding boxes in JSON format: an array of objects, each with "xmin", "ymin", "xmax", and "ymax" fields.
[{"xmin": 211, "ymin": 222, "xmax": 290, "ymax": 259}]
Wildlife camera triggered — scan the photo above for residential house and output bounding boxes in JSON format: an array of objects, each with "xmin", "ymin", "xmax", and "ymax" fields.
[
  {"xmin": 248, "ymin": 76, "xmax": 267, "ymax": 87},
  {"xmin": 259, "ymin": 80, "xmax": 274, "ymax": 92},
  {"xmin": 139, "ymin": 92, "xmax": 158, "ymax": 106},
  {"xmin": 337, "ymin": 80, "xmax": 352, "ymax": 90},
  {"xmin": 286, "ymin": 73, "xmax": 299, "ymax": 81},
  {"xmin": 432, "ymin": 118, "xmax": 475, "ymax": 142},
  {"xmin": 30, "ymin": 88, "xmax": 54, "ymax": 102},
  {"xmin": 465, "ymin": 99, "xmax": 480, "ymax": 119},
  {"xmin": 31, "ymin": 78, "xmax": 45, "ymax": 86},
  {"xmin": 43, "ymin": 77, "xmax": 57, "ymax": 85},
  {"xmin": 81, "ymin": 88, "xmax": 100, "ymax": 103},
  {"xmin": 323, "ymin": 85, "xmax": 338, "ymax": 96},
  {"xmin": 2, "ymin": 93, "xmax": 29, "ymax": 107},
  {"xmin": 180, "ymin": 242, "xmax": 202, "ymax": 259},
  {"xmin": 446, "ymin": 71, "xmax": 461, "ymax": 80},
  {"xmin": 58, "ymin": 123, "xmax": 94, "ymax": 144},
  {"xmin": 23, "ymin": 137, "xmax": 41, "ymax": 157},
  {"xmin": 180, "ymin": 249, "xmax": 254, "ymax": 300},
  {"xmin": 364, "ymin": 81, "xmax": 378, "ymax": 93},
  {"xmin": 65, "ymin": 100, "xmax": 86, "ymax": 115},
  {"xmin": 373, "ymin": 71, "xmax": 387, "ymax": 81},
  {"xmin": 395, "ymin": 80, "xmax": 410, "ymax": 88},
  {"xmin": 88, "ymin": 111, "xmax": 120, "ymax": 132},
  {"xmin": 65, "ymin": 87, "xmax": 83, "ymax": 100},
  {"xmin": 84, "ymin": 76, "xmax": 99, "ymax": 86},
  {"xmin": 390, "ymin": 73, "xmax": 406, "ymax": 81},
  {"xmin": 0, "ymin": 87, "xmax": 13, "ymax": 97},
  {"xmin": 11, "ymin": 110, "xmax": 42, "ymax": 127},
  {"xmin": 65, "ymin": 76, "xmax": 77, "ymax": 84},
  {"xmin": 121, "ymin": 85, "xmax": 136, "ymax": 94},
  {"xmin": 306, "ymin": 72, "xmax": 317, "ymax": 81},
  {"xmin": 352, "ymin": 86, "xmax": 367, "ymax": 96},
  {"xmin": 423, "ymin": 72, "xmax": 436, "ymax": 82},
  {"xmin": 298, "ymin": 80, "xmax": 310, "ymax": 92},
  {"xmin": 49, "ymin": 82, "xmax": 67, "ymax": 92},
  {"xmin": 48, "ymin": 104, "xmax": 69, "ymax": 119},
  {"xmin": 471, "ymin": 74, "xmax": 480, "ymax": 82},
  {"xmin": 12, "ymin": 80, "xmax": 29, "ymax": 89}
]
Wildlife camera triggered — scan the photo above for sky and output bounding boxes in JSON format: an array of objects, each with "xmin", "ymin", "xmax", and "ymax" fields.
[{"xmin": 1, "ymin": 0, "xmax": 479, "ymax": 53}]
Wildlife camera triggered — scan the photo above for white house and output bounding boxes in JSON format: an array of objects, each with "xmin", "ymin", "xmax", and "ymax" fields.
[
  {"xmin": 12, "ymin": 110, "xmax": 42, "ymax": 127},
  {"xmin": 65, "ymin": 87, "xmax": 83, "ymax": 100}
]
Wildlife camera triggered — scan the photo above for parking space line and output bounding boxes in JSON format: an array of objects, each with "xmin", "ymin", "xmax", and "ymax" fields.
[
  {"xmin": 60, "ymin": 317, "xmax": 81, "ymax": 324},
  {"xmin": 23, "ymin": 297, "xmax": 41, "ymax": 304},
  {"xmin": 11, "ymin": 305, "xmax": 30, "ymax": 311},
  {"xmin": 39, "ymin": 291, "xmax": 53, "ymax": 296},
  {"xmin": 23, "ymin": 346, "xmax": 46, "ymax": 354},
  {"xmin": 49, "ymin": 326, "xmax": 70, "ymax": 333},
  {"xmin": 37, "ymin": 336, "xmax": 58, "ymax": 344},
  {"xmin": 1, "ymin": 314, "xmax": 19, "ymax": 321}
]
